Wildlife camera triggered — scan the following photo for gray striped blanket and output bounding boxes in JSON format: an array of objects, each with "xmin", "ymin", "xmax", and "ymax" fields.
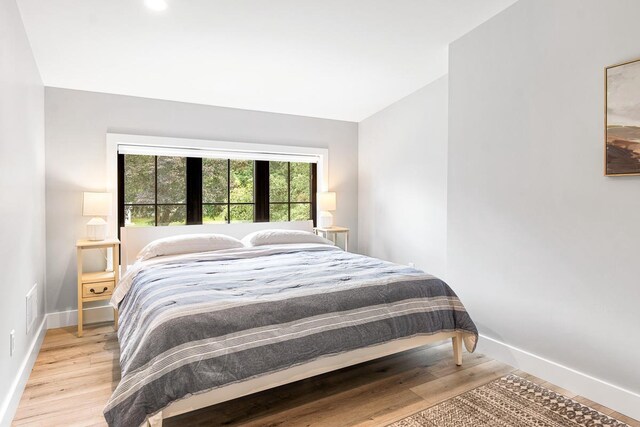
[{"xmin": 104, "ymin": 244, "xmax": 478, "ymax": 426}]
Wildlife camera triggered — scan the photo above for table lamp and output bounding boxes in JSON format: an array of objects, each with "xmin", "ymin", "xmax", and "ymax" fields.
[
  {"xmin": 317, "ymin": 191, "xmax": 336, "ymax": 228},
  {"xmin": 83, "ymin": 192, "xmax": 112, "ymax": 241}
]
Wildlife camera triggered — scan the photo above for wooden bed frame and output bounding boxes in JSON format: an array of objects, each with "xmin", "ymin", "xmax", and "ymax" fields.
[
  {"xmin": 148, "ymin": 332, "xmax": 463, "ymax": 426},
  {"xmin": 118, "ymin": 221, "xmax": 465, "ymax": 427}
]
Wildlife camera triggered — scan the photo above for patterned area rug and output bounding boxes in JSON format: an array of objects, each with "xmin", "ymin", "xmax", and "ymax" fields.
[{"xmin": 389, "ymin": 375, "xmax": 629, "ymax": 427}]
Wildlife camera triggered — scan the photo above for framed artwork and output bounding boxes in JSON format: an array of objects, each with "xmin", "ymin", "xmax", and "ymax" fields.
[{"xmin": 605, "ymin": 58, "xmax": 640, "ymax": 176}]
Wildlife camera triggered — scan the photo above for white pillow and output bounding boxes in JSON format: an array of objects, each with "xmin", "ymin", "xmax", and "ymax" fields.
[
  {"xmin": 242, "ymin": 229, "xmax": 334, "ymax": 247},
  {"xmin": 137, "ymin": 233, "xmax": 244, "ymax": 261}
]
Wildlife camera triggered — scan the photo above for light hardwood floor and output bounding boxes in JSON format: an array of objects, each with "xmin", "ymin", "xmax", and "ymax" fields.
[{"xmin": 12, "ymin": 323, "xmax": 640, "ymax": 427}]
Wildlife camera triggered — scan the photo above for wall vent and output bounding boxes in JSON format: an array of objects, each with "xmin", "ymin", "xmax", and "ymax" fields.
[{"xmin": 26, "ymin": 283, "xmax": 38, "ymax": 334}]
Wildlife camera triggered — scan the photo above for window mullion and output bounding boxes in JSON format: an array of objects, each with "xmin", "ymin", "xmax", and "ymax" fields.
[
  {"xmin": 117, "ymin": 154, "xmax": 125, "ymax": 237},
  {"xmin": 254, "ymin": 161, "xmax": 269, "ymax": 222},
  {"xmin": 287, "ymin": 162, "xmax": 291, "ymax": 221},
  {"xmin": 227, "ymin": 159, "xmax": 231, "ymax": 223},
  {"xmin": 186, "ymin": 157, "xmax": 202, "ymax": 225},
  {"xmin": 154, "ymin": 156, "xmax": 158, "ymax": 226},
  {"xmin": 311, "ymin": 163, "xmax": 317, "ymax": 226}
]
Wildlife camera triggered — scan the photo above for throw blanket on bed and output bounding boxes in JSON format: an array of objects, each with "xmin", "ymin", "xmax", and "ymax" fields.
[{"xmin": 104, "ymin": 244, "xmax": 478, "ymax": 427}]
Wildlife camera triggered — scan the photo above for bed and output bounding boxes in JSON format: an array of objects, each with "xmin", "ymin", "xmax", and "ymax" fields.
[{"xmin": 104, "ymin": 221, "xmax": 478, "ymax": 427}]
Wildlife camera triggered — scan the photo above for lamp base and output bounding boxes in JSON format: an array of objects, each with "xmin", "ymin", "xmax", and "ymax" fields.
[
  {"xmin": 86, "ymin": 217, "xmax": 107, "ymax": 241},
  {"xmin": 318, "ymin": 211, "xmax": 334, "ymax": 228}
]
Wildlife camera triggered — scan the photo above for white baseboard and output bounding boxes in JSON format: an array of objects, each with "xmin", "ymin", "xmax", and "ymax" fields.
[
  {"xmin": 478, "ymin": 334, "xmax": 640, "ymax": 421},
  {"xmin": 46, "ymin": 305, "xmax": 114, "ymax": 329},
  {"xmin": 0, "ymin": 306, "xmax": 114, "ymax": 426},
  {"xmin": 0, "ymin": 317, "xmax": 46, "ymax": 427}
]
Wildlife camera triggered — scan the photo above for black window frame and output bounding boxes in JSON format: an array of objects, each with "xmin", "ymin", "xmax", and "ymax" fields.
[
  {"xmin": 268, "ymin": 161, "xmax": 315, "ymax": 222},
  {"xmin": 118, "ymin": 154, "xmax": 317, "ymax": 231},
  {"xmin": 119, "ymin": 155, "xmax": 189, "ymax": 227},
  {"xmin": 201, "ymin": 159, "xmax": 257, "ymax": 224}
]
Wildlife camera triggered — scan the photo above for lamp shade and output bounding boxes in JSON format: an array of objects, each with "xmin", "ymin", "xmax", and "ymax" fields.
[
  {"xmin": 317, "ymin": 192, "xmax": 336, "ymax": 211},
  {"xmin": 83, "ymin": 192, "xmax": 112, "ymax": 217}
]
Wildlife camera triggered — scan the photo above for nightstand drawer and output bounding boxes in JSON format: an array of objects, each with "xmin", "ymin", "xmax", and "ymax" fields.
[{"xmin": 82, "ymin": 281, "xmax": 115, "ymax": 299}]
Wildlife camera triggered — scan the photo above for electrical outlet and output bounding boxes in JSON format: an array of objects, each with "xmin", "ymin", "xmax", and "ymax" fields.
[{"xmin": 10, "ymin": 330, "xmax": 15, "ymax": 356}]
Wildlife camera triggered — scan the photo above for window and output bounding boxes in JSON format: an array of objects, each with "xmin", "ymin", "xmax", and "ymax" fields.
[
  {"xmin": 202, "ymin": 159, "xmax": 255, "ymax": 223},
  {"xmin": 269, "ymin": 161, "xmax": 313, "ymax": 221},
  {"xmin": 118, "ymin": 154, "xmax": 316, "ymax": 227},
  {"xmin": 122, "ymin": 155, "xmax": 187, "ymax": 226}
]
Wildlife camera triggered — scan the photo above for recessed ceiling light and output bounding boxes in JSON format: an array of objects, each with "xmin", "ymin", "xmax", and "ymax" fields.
[{"xmin": 144, "ymin": 0, "xmax": 168, "ymax": 12}]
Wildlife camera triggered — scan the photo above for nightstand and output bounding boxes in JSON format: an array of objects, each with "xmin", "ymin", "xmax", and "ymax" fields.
[
  {"xmin": 314, "ymin": 226, "xmax": 350, "ymax": 251},
  {"xmin": 76, "ymin": 238, "xmax": 120, "ymax": 337}
]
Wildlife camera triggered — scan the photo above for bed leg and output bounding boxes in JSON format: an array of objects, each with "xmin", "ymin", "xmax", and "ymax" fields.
[
  {"xmin": 452, "ymin": 333, "xmax": 463, "ymax": 366},
  {"xmin": 148, "ymin": 411, "xmax": 163, "ymax": 427}
]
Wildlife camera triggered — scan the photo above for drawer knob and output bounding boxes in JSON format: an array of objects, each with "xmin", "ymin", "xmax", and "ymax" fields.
[{"xmin": 90, "ymin": 287, "xmax": 109, "ymax": 295}]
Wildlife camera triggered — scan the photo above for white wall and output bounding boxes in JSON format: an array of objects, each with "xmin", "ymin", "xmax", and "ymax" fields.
[
  {"xmin": 0, "ymin": 0, "xmax": 46, "ymax": 423},
  {"xmin": 448, "ymin": 0, "xmax": 640, "ymax": 417},
  {"xmin": 358, "ymin": 76, "xmax": 448, "ymax": 277},
  {"xmin": 45, "ymin": 88, "xmax": 358, "ymax": 314}
]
